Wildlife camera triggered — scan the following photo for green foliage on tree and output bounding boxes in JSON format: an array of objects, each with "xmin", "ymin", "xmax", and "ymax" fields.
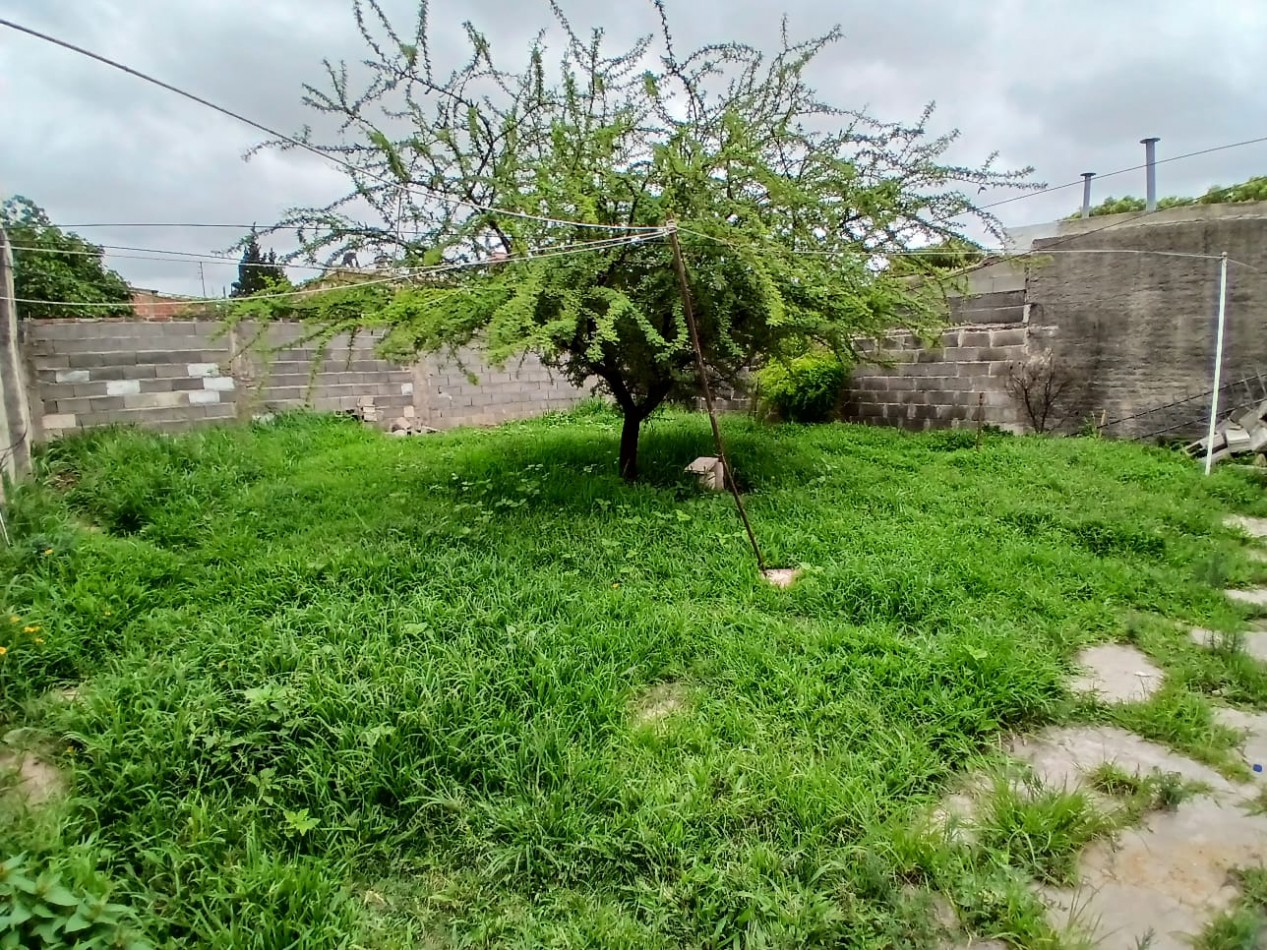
[
  {"xmin": 245, "ymin": 0, "xmax": 1033, "ymax": 479},
  {"xmin": 229, "ymin": 230, "xmax": 287, "ymax": 298},
  {"xmin": 1074, "ymin": 175, "xmax": 1267, "ymax": 218},
  {"xmin": 1, "ymin": 196, "xmax": 132, "ymax": 319}
]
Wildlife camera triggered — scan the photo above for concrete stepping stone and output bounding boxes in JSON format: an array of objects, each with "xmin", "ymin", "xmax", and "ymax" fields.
[
  {"xmin": 1212, "ymin": 706, "xmax": 1267, "ymax": 779},
  {"xmin": 1070, "ymin": 644, "xmax": 1163, "ymax": 704},
  {"xmin": 1008, "ymin": 725, "xmax": 1234, "ymax": 796},
  {"xmin": 1043, "ymin": 795, "xmax": 1267, "ymax": 949},
  {"xmin": 1190, "ymin": 627, "xmax": 1267, "ymax": 662},
  {"xmin": 1225, "ymin": 515, "xmax": 1267, "ymax": 538},
  {"xmin": 1226, "ymin": 588, "xmax": 1267, "ymax": 607}
]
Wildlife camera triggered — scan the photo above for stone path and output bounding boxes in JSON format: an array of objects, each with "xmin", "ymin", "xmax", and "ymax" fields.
[{"xmin": 943, "ymin": 515, "xmax": 1267, "ymax": 947}]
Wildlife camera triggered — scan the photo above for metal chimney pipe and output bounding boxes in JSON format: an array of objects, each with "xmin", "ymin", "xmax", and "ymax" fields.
[
  {"xmin": 1080, "ymin": 172, "xmax": 1095, "ymax": 218},
  {"xmin": 1141, "ymin": 137, "xmax": 1160, "ymax": 211}
]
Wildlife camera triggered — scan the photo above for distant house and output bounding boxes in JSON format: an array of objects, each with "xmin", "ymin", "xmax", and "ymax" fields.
[{"xmin": 129, "ymin": 287, "xmax": 212, "ymax": 320}]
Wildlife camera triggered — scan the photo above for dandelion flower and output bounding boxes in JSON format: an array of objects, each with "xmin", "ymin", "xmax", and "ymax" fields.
[
  {"xmin": 0, "ymin": 646, "xmax": 7, "ymax": 656},
  {"xmin": 103, "ymin": 609, "xmax": 112, "ymax": 617},
  {"xmin": 23, "ymin": 625, "xmax": 40, "ymax": 634},
  {"xmin": 34, "ymin": 638, "xmax": 44, "ymax": 645},
  {"xmin": 7, "ymin": 615, "xmax": 17, "ymax": 624},
  {"xmin": 42, "ymin": 548, "xmax": 53, "ymax": 556},
  {"xmin": 612, "ymin": 582, "xmax": 621, "ymax": 589}
]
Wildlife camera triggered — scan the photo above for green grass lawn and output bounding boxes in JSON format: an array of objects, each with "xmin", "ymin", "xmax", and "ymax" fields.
[{"xmin": 3, "ymin": 405, "xmax": 1267, "ymax": 948}]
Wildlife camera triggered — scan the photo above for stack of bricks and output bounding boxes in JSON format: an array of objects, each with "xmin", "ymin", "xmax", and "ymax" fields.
[{"xmin": 26, "ymin": 320, "xmax": 237, "ymax": 438}]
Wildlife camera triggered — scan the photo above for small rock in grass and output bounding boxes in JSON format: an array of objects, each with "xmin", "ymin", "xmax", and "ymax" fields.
[{"xmin": 1070, "ymin": 644, "xmax": 1163, "ymax": 704}]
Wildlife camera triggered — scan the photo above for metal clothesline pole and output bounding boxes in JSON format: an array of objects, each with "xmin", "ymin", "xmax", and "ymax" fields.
[{"xmin": 1205, "ymin": 251, "xmax": 1230, "ymax": 476}]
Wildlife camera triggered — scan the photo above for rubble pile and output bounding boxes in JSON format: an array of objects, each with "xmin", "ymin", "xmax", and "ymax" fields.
[{"xmin": 1184, "ymin": 401, "xmax": 1267, "ymax": 466}]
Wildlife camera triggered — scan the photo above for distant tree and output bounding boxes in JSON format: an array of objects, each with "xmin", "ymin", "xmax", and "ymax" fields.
[
  {"xmin": 230, "ymin": 230, "xmax": 286, "ymax": 297},
  {"xmin": 888, "ymin": 238, "xmax": 986, "ymax": 275},
  {"xmin": 244, "ymin": 1, "xmax": 1034, "ymax": 480},
  {"xmin": 1, "ymin": 195, "xmax": 132, "ymax": 319},
  {"xmin": 1074, "ymin": 174, "xmax": 1267, "ymax": 218}
]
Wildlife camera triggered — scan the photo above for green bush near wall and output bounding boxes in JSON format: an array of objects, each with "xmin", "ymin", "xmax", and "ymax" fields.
[{"xmin": 757, "ymin": 353, "xmax": 849, "ymax": 422}]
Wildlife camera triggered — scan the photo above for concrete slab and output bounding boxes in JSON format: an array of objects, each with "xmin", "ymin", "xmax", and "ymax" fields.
[
  {"xmin": 1044, "ymin": 796, "xmax": 1267, "ymax": 949},
  {"xmin": 1212, "ymin": 706, "xmax": 1267, "ymax": 778},
  {"xmin": 1190, "ymin": 627, "xmax": 1267, "ymax": 662},
  {"xmin": 1225, "ymin": 515, "xmax": 1267, "ymax": 539},
  {"xmin": 1070, "ymin": 644, "xmax": 1164, "ymax": 704},
  {"xmin": 1226, "ymin": 588, "xmax": 1267, "ymax": 608},
  {"xmin": 1008, "ymin": 725, "xmax": 1234, "ymax": 796},
  {"xmin": 0, "ymin": 750, "xmax": 64, "ymax": 806}
]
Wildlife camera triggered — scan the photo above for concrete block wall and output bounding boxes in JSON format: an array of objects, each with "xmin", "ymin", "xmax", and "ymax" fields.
[
  {"xmin": 25, "ymin": 320, "xmax": 237, "ymax": 438},
  {"xmin": 25, "ymin": 319, "xmax": 591, "ymax": 441},
  {"xmin": 846, "ymin": 320, "xmax": 1028, "ymax": 431},
  {"xmin": 1026, "ymin": 209, "xmax": 1267, "ymax": 436},
  {"xmin": 416, "ymin": 348, "xmax": 591, "ymax": 428}
]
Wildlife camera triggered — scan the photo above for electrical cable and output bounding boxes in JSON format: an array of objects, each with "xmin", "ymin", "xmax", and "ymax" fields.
[
  {"xmin": 0, "ymin": 17, "xmax": 663, "ymax": 235},
  {"xmin": 977, "ymin": 135, "xmax": 1267, "ymax": 212},
  {"xmin": 5, "ymin": 230, "xmax": 671, "ymax": 310}
]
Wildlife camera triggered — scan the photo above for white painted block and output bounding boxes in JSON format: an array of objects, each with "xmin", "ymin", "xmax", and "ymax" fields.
[
  {"xmin": 55, "ymin": 369, "xmax": 90, "ymax": 384},
  {"xmin": 187, "ymin": 362, "xmax": 220, "ymax": 378},
  {"xmin": 42, "ymin": 413, "xmax": 76, "ymax": 430},
  {"xmin": 203, "ymin": 377, "xmax": 236, "ymax": 391},
  {"xmin": 105, "ymin": 379, "xmax": 141, "ymax": 396},
  {"xmin": 400, "ymin": 382, "xmax": 414, "ymax": 396},
  {"xmin": 188, "ymin": 390, "xmax": 221, "ymax": 405}
]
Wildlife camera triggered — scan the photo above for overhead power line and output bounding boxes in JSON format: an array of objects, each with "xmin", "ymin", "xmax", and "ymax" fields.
[
  {"xmin": 8, "ymin": 231, "xmax": 671, "ymax": 310},
  {"xmin": 0, "ymin": 17, "xmax": 662, "ymax": 235},
  {"xmin": 977, "ymin": 134, "xmax": 1267, "ymax": 211}
]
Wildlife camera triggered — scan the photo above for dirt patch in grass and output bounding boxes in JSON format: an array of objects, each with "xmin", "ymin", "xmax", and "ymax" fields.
[
  {"xmin": 0, "ymin": 750, "xmax": 65, "ymax": 807},
  {"xmin": 629, "ymin": 681, "xmax": 690, "ymax": 728}
]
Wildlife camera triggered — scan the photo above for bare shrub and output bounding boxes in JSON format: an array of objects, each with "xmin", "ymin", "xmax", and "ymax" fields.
[{"xmin": 1007, "ymin": 353, "xmax": 1081, "ymax": 434}]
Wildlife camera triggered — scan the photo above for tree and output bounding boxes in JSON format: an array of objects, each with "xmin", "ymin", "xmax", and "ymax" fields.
[
  {"xmin": 245, "ymin": 0, "xmax": 1034, "ymax": 479},
  {"xmin": 229, "ymin": 229, "xmax": 286, "ymax": 297},
  {"xmin": 1, "ymin": 196, "xmax": 132, "ymax": 319}
]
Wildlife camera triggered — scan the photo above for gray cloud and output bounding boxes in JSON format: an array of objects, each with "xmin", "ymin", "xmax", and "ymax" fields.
[{"xmin": 2, "ymin": 0, "xmax": 1264, "ymax": 296}]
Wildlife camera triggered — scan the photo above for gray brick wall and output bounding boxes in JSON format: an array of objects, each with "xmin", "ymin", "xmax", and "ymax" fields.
[
  {"xmin": 1026, "ymin": 212, "xmax": 1267, "ymax": 437},
  {"xmin": 24, "ymin": 319, "xmax": 590, "ymax": 440},
  {"xmin": 844, "ymin": 289, "xmax": 1028, "ymax": 431},
  {"xmin": 844, "ymin": 317, "xmax": 1028, "ymax": 432}
]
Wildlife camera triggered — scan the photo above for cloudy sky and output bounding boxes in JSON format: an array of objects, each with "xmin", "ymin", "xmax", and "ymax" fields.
[{"xmin": 2, "ymin": 0, "xmax": 1265, "ymax": 297}]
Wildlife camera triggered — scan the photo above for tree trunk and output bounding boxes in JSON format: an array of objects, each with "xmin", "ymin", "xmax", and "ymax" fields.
[{"xmin": 619, "ymin": 411, "xmax": 641, "ymax": 482}]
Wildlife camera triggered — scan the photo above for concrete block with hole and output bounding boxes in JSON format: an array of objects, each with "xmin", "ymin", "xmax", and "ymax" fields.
[{"xmin": 685, "ymin": 456, "xmax": 725, "ymax": 490}]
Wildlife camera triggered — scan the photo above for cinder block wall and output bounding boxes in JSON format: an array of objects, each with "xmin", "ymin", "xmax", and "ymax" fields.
[
  {"xmin": 26, "ymin": 320, "xmax": 237, "ymax": 437},
  {"xmin": 24, "ymin": 319, "xmax": 591, "ymax": 440},
  {"xmin": 1027, "ymin": 209, "xmax": 1267, "ymax": 436},
  {"xmin": 845, "ymin": 290, "xmax": 1029, "ymax": 431}
]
